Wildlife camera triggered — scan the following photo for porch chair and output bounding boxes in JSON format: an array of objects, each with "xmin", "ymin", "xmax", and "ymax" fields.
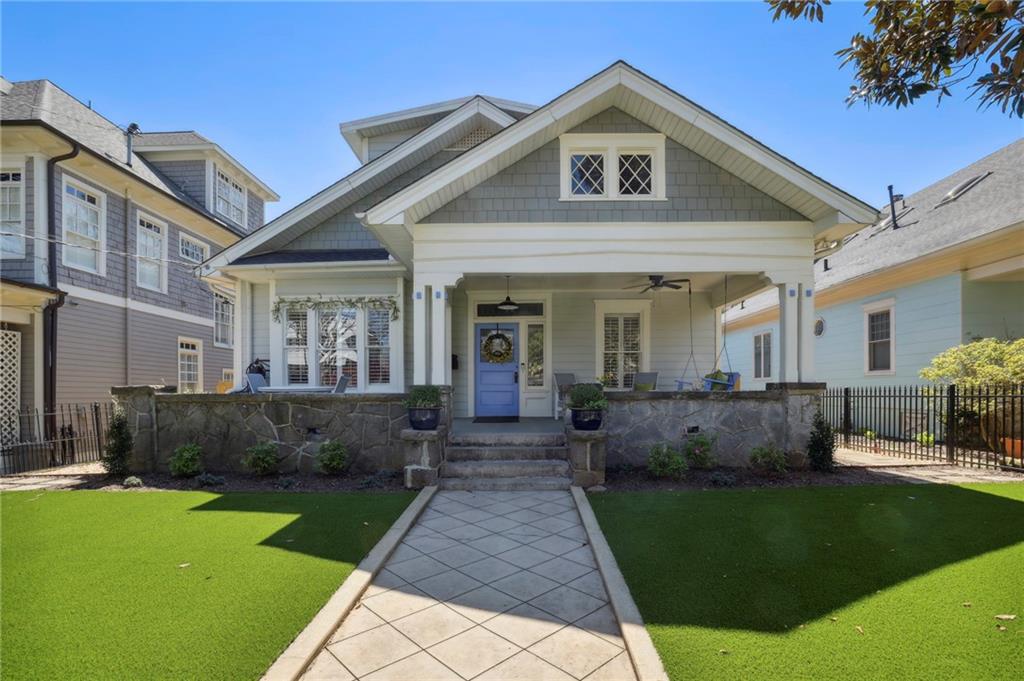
[
  {"xmin": 632, "ymin": 372, "xmax": 659, "ymax": 391},
  {"xmin": 332, "ymin": 374, "xmax": 350, "ymax": 394},
  {"xmin": 245, "ymin": 372, "xmax": 268, "ymax": 393},
  {"xmin": 553, "ymin": 373, "xmax": 576, "ymax": 419}
]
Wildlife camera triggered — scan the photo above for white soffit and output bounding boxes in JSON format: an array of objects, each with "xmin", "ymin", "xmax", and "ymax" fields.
[
  {"xmin": 364, "ymin": 62, "xmax": 877, "ymax": 227},
  {"xmin": 203, "ymin": 98, "xmax": 517, "ymax": 272}
]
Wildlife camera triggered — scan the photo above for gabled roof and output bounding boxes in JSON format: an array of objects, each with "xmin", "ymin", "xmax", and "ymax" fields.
[
  {"xmin": 727, "ymin": 139, "xmax": 1024, "ymax": 323},
  {"xmin": 363, "ymin": 61, "xmax": 877, "ymax": 235},
  {"xmin": 204, "ymin": 96, "xmax": 518, "ymax": 272},
  {"xmin": 135, "ymin": 130, "xmax": 279, "ymax": 201},
  {"xmin": 231, "ymin": 248, "xmax": 391, "ymax": 267},
  {"xmin": 339, "ymin": 95, "xmax": 535, "ymax": 160}
]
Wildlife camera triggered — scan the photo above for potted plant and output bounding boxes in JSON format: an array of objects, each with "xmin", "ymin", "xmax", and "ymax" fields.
[
  {"xmin": 404, "ymin": 385, "xmax": 442, "ymax": 431},
  {"xmin": 568, "ymin": 383, "xmax": 608, "ymax": 431}
]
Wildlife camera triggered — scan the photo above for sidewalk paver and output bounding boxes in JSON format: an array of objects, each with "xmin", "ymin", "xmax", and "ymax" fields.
[{"xmin": 303, "ymin": 490, "xmax": 638, "ymax": 681}]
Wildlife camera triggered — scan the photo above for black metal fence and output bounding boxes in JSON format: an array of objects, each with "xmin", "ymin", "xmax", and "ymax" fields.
[
  {"xmin": 0, "ymin": 403, "xmax": 113, "ymax": 475},
  {"xmin": 822, "ymin": 385, "xmax": 1023, "ymax": 472}
]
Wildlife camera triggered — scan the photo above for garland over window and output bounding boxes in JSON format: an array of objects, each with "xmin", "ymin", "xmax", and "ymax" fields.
[{"xmin": 272, "ymin": 295, "xmax": 399, "ymax": 322}]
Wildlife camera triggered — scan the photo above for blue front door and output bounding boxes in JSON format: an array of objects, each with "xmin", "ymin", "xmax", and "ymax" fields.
[{"xmin": 475, "ymin": 323, "xmax": 519, "ymax": 417}]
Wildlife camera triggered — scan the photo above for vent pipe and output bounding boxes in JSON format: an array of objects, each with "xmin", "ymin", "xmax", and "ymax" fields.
[
  {"xmin": 125, "ymin": 123, "xmax": 141, "ymax": 166},
  {"xmin": 887, "ymin": 184, "xmax": 904, "ymax": 229}
]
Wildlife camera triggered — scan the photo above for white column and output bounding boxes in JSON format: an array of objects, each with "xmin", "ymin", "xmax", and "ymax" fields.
[
  {"xmin": 430, "ymin": 284, "xmax": 449, "ymax": 385},
  {"xmin": 778, "ymin": 283, "xmax": 799, "ymax": 382},
  {"xmin": 412, "ymin": 276, "xmax": 428, "ymax": 386},
  {"xmin": 234, "ymin": 280, "xmax": 251, "ymax": 388},
  {"xmin": 393, "ymin": 277, "xmax": 406, "ymax": 391},
  {"xmin": 267, "ymin": 281, "xmax": 283, "ymax": 387},
  {"xmin": 798, "ymin": 282, "xmax": 815, "ymax": 382}
]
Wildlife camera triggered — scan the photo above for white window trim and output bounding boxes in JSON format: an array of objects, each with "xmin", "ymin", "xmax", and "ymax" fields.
[
  {"xmin": 179, "ymin": 232, "xmax": 210, "ymax": 263},
  {"xmin": 214, "ymin": 293, "xmax": 235, "ymax": 349},
  {"xmin": 61, "ymin": 177, "xmax": 107, "ymax": 276},
  {"xmin": 753, "ymin": 330, "xmax": 772, "ymax": 380},
  {"xmin": 559, "ymin": 133, "xmax": 666, "ymax": 201},
  {"xmin": 594, "ymin": 299, "xmax": 652, "ymax": 390},
  {"xmin": 863, "ymin": 298, "xmax": 896, "ymax": 376},
  {"xmin": 136, "ymin": 211, "xmax": 168, "ymax": 293},
  {"xmin": 280, "ymin": 304, "xmax": 398, "ymax": 393},
  {"xmin": 214, "ymin": 165, "xmax": 248, "ymax": 227},
  {"xmin": 177, "ymin": 337, "xmax": 204, "ymax": 393},
  {"xmin": 1, "ymin": 165, "xmax": 26, "ymax": 257}
]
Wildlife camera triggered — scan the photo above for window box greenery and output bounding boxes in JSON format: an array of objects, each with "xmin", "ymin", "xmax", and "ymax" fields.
[{"xmin": 404, "ymin": 385, "xmax": 442, "ymax": 430}]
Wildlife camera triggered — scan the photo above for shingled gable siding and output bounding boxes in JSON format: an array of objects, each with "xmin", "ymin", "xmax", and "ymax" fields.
[
  {"xmin": 0, "ymin": 157, "xmax": 36, "ymax": 283},
  {"xmin": 280, "ymin": 149, "xmax": 462, "ymax": 251},
  {"xmin": 367, "ymin": 127, "xmax": 426, "ymax": 162},
  {"xmin": 247, "ymin": 191, "xmax": 264, "ymax": 233},
  {"xmin": 147, "ymin": 159, "xmax": 207, "ymax": 209},
  {"xmin": 421, "ymin": 108, "xmax": 806, "ymax": 223}
]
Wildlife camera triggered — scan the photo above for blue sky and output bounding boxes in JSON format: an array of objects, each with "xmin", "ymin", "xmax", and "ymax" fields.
[{"xmin": 3, "ymin": 2, "xmax": 1021, "ymax": 220}]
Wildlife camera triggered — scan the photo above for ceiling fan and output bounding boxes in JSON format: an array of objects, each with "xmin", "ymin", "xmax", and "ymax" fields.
[{"xmin": 623, "ymin": 275, "xmax": 690, "ymax": 293}]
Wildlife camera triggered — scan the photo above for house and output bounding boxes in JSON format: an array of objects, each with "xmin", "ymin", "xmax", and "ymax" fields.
[
  {"xmin": 724, "ymin": 140, "xmax": 1024, "ymax": 389},
  {"xmin": 201, "ymin": 61, "xmax": 876, "ymax": 424},
  {"xmin": 0, "ymin": 77, "xmax": 278, "ymax": 425}
]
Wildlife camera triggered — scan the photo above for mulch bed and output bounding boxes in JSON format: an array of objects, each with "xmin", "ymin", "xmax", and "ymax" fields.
[
  {"xmin": 60, "ymin": 470, "xmax": 407, "ymax": 493},
  {"xmin": 600, "ymin": 465, "xmax": 934, "ymax": 491}
]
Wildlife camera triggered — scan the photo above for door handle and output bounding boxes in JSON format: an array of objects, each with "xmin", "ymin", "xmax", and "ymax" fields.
[{"xmin": 514, "ymin": 371, "xmax": 519, "ymax": 384}]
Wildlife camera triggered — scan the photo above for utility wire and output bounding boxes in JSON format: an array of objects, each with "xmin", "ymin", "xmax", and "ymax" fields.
[{"xmin": 0, "ymin": 231, "xmax": 208, "ymax": 269}]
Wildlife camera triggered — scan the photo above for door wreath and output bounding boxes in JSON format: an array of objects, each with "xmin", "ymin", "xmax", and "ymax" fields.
[{"xmin": 481, "ymin": 331, "xmax": 514, "ymax": 363}]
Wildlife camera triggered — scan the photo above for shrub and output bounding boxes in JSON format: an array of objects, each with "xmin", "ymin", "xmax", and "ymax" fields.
[
  {"xmin": 864, "ymin": 429, "xmax": 877, "ymax": 440},
  {"xmin": 807, "ymin": 411, "xmax": 836, "ymax": 472},
  {"xmin": 196, "ymin": 472, "xmax": 226, "ymax": 487},
  {"xmin": 122, "ymin": 475, "xmax": 143, "ymax": 488},
  {"xmin": 242, "ymin": 442, "xmax": 279, "ymax": 476},
  {"xmin": 749, "ymin": 445, "xmax": 787, "ymax": 474},
  {"xmin": 275, "ymin": 476, "xmax": 297, "ymax": 490},
  {"xmin": 169, "ymin": 443, "xmax": 203, "ymax": 478},
  {"xmin": 317, "ymin": 440, "xmax": 350, "ymax": 475},
  {"xmin": 403, "ymin": 385, "xmax": 441, "ymax": 408},
  {"xmin": 569, "ymin": 383, "xmax": 608, "ymax": 410},
  {"xmin": 647, "ymin": 443, "xmax": 687, "ymax": 479},
  {"xmin": 707, "ymin": 470, "xmax": 736, "ymax": 487},
  {"xmin": 683, "ymin": 433, "xmax": 717, "ymax": 469},
  {"xmin": 915, "ymin": 431, "xmax": 936, "ymax": 447},
  {"xmin": 102, "ymin": 409, "xmax": 133, "ymax": 477},
  {"xmin": 919, "ymin": 338, "xmax": 1024, "ymax": 387}
]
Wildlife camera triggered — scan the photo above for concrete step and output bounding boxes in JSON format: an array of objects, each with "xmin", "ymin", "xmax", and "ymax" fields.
[
  {"xmin": 442, "ymin": 459, "xmax": 570, "ymax": 479},
  {"xmin": 439, "ymin": 476, "xmax": 571, "ymax": 491},
  {"xmin": 449, "ymin": 432, "xmax": 566, "ymax": 447},
  {"xmin": 446, "ymin": 446, "xmax": 568, "ymax": 462}
]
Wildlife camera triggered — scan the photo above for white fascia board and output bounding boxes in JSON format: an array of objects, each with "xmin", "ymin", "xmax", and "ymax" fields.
[
  {"xmin": 364, "ymin": 62, "xmax": 876, "ymax": 227},
  {"xmin": 204, "ymin": 99, "xmax": 515, "ymax": 273},
  {"xmin": 136, "ymin": 144, "xmax": 279, "ymax": 201}
]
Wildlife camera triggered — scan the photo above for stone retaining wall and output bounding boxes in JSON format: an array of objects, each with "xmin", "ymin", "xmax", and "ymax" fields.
[
  {"xmin": 603, "ymin": 384, "xmax": 823, "ymax": 467},
  {"xmin": 111, "ymin": 386, "xmax": 449, "ymax": 474}
]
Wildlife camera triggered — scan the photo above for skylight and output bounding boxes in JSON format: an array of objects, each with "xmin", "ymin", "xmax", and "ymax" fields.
[{"xmin": 935, "ymin": 172, "xmax": 991, "ymax": 207}]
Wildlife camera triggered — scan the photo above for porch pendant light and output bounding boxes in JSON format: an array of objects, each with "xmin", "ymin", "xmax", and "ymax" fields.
[{"xmin": 497, "ymin": 276, "xmax": 519, "ymax": 312}]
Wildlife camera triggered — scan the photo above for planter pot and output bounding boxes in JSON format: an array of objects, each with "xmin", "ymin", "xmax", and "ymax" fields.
[
  {"xmin": 571, "ymin": 408, "xmax": 604, "ymax": 431},
  {"xmin": 408, "ymin": 407, "xmax": 441, "ymax": 431}
]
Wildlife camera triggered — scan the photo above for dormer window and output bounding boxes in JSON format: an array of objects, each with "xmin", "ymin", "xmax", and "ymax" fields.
[
  {"xmin": 560, "ymin": 133, "xmax": 665, "ymax": 201},
  {"xmin": 215, "ymin": 168, "xmax": 246, "ymax": 225}
]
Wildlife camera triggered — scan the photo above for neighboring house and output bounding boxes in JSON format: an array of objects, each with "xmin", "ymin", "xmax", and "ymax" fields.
[
  {"xmin": 724, "ymin": 139, "xmax": 1024, "ymax": 389},
  {"xmin": 0, "ymin": 77, "xmax": 278, "ymax": 422},
  {"xmin": 202, "ymin": 61, "xmax": 877, "ymax": 420}
]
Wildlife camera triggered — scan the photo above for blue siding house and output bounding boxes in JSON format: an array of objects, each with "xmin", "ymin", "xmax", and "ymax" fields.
[{"xmin": 724, "ymin": 140, "xmax": 1024, "ymax": 390}]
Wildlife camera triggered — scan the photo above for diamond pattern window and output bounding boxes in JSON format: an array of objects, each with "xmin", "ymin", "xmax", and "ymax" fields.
[
  {"xmin": 570, "ymin": 154, "xmax": 605, "ymax": 196},
  {"xmin": 618, "ymin": 154, "xmax": 653, "ymax": 195}
]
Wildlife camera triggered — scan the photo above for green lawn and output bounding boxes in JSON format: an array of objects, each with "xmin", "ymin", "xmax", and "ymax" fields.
[
  {"xmin": 0, "ymin": 490, "xmax": 414, "ymax": 680},
  {"xmin": 591, "ymin": 484, "xmax": 1024, "ymax": 680}
]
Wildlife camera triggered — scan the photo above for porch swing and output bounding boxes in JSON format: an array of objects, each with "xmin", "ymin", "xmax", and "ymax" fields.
[{"xmin": 674, "ymin": 276, "xmax": 740, "ymax": 392}]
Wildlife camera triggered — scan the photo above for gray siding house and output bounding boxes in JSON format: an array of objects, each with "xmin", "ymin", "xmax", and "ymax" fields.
[{"xmin": 0, "ymin": 77, "xmax": 278, "ymax": 422}]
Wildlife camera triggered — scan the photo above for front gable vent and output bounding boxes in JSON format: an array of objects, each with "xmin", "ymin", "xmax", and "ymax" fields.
[{"xmin": 446, "ymin": 128, "xmax": 493, "ymax": 151}]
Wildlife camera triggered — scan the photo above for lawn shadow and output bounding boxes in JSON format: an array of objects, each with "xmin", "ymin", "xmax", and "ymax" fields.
[
  {"xmin": 188, "ymin": 492, "xmax": 412, "ymax": 565},
  {"xmin": 596, "ymin": 481, "xmax": 1024, "ymax": 634}
]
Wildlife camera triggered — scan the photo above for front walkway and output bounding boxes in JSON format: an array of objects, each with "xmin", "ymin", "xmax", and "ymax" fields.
[
  {"xmin": 836, "ymin": 448, "xmax": 1022, "ymax": 484},
  {"xmin": 303, "ymin": 490, "xmax": 636, "ymax": 680}
]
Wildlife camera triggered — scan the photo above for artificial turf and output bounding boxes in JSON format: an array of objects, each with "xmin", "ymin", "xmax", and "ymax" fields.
[
  {"xmin": 0, "ymin": 490, "xmax": 414, "ymax": 680},
  {"xmin": 590, "ymin": 483, "xmax": 1024, "ymax": 680}
]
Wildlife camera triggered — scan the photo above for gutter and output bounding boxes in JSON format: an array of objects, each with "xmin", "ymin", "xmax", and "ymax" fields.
[{"xmin": 44, "ymin": 141, "xmax": 80, "ymax": 426}]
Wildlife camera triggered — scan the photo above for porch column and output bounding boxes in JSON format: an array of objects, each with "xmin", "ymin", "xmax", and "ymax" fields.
[
  {"xmin": 778, "ymin": 283, "xmax": 799, "ymax": 382},
  {"xmin": 430, "ymin": 284, "xmax": 449, "ymax": 386},
  {"xmin": 412, "ymin": 277, "xmax": 428, "ymax": 385},
  {"xmin": 798, "ymin": 283, "xmax": 815, "ymax": 382}
]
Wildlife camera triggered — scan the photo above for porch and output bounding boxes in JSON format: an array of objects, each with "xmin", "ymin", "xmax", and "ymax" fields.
[{"xmin": 413, "ymin": 271, "xmax": 818, "ymax": 420}]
